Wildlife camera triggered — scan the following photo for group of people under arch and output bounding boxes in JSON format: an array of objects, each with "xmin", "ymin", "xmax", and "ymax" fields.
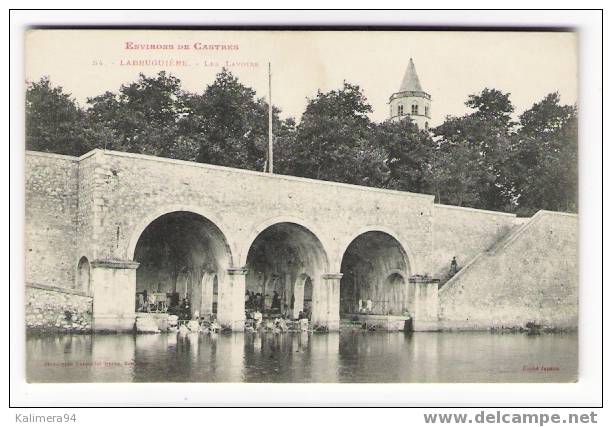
[{"xmin": 130, "ymin": 210, "xmax": 418, "ymax": 330}]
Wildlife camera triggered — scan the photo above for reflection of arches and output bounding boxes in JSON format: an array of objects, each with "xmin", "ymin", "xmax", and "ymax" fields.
[
  {"xmin": 76, "ymin": 256, "xmax": 91, "ymax": 292},
  {"xmin": 244, "ymin": 222, "xmax": 329, "ymax": 320},
  {"xmin": 339, "ymin": 230, "xmax": 411, "ymax": 316},
  {"xmin": 131, "ymin": 211, "xmax": 232, "ymax": 318}
]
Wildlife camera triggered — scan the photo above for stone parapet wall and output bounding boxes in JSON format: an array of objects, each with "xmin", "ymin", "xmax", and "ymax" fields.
[{"xmin": 26, "ymin": 283, "xmax": 93, "ymax": 332}]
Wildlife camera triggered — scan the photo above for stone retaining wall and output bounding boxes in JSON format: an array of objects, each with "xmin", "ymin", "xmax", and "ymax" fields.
[
  {"xmin": 25, "ymin": 284, "xmax": 93, "ymax": 332},
  {"xmin": 25, "ymin": 152, "xmax": 79, "ymax": 288},
  {"xmin": 438, "ymin": 211, "xmax": 578, "ymax": 330}
]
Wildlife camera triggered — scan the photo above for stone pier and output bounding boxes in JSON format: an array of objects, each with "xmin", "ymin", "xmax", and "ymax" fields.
[
  {"xmin": 90, "ymin": 259, "xmax": 139, "ymax": 332},
  {"xmin": 217, "ymin": 268, "xmax": 248, "ymax": 331},
  {"xmin": 411, "ymin": 276, "xmax": 440, "ymax": 331},
  {"xmin": 322, "ymin": 273, "xmax": 342, "ymax": 331}
]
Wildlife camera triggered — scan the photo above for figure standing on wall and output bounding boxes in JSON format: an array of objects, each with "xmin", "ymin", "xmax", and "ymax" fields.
[{"xmin": 450, "ymin": 256, "xmax": 459, "ymax": 277}]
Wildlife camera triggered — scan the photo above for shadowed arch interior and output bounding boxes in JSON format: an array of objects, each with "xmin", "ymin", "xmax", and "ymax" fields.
[
  {"xmin": 133, "ymin": 211, "xmax": 232, "ymax": 318},
  {"xmin": 340, "ymin": 231, "xmax": 411, "ymax": 316},
  {"xmin": 245, "ymin": 223, "xmax": 328, "ymax": 318}
]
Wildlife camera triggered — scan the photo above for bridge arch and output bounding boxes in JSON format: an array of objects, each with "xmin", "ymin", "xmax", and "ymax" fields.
[
  {"xmin": 241, "ymin": 218, "xmax": 330, "ymax": 321},
  {"xmin": 126, "ymin": 204, "xmax": 234, "ymax": 264},
  {"xmin": 127, "ymin": 206, "xmax": 234, "ymax": 319},
  {"xmin": 334, "ymin": 225, "xmax": 417, "ymax": 274},
  {"xmin": 238, "ymin": 216, "xmax": 333, "ymax": 269},
  {"xmin": 338, "ymin": 227, "xmax": 414, "ymax": 316}
]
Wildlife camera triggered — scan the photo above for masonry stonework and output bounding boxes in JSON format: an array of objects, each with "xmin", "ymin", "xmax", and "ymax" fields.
[
  {"xmin": 431, "ymin": 204, "xmax": 518, "ymax": 281},
  {"xmin": 438, "ymin": 211, "xmax": 579, "ymax": 330},
  {"xmin": 26, "ymin": 284, "xmax": 93, "ymax": 332},
  {"xmin": 25, "ymin": 153, "xmax": 78, "ymax": 288},
  {"xmin": 24, "ymin": 150, "xmax": 579, "ymax": 332}
]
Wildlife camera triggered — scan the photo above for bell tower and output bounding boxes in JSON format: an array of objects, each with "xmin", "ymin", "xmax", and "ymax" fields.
[{"xmin": 389, "ymin": 58, "xmax": 431, "ymax": 130}]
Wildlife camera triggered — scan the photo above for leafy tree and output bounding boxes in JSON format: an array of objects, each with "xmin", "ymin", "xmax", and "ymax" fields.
[
  {"xmin": 510, "ymin": 93, "xmax": 578, "ymax": 215},
  {"xmin": 86, "ymin": 71, "xmax": 192, "ymax": 159},
  {"xmin": 432, "ymin": 88, "xmax": 515, "ymax": 210},
  {"xmin": 374, "ymin": 118, "xmax": 434, "ymax": 194},
  {"xmin": 289, "ymin": 82, "xmax": 387, "ymax": 187},
  {"xmin": 269, "ymin": 117, "xmax": 297, "ymax": 174},
  {"xmin": 182, "ymin": 68, "xmax": 289, "ymax": 171},
  {"xmin": 25, "ymin": 77, "xmax": 91, "ymax": 156}
]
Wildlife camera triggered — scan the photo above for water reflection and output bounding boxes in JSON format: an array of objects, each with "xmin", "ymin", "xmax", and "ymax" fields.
[{"xmin": 26, "ymin": 331, "xmax": 578, "ymax": 383}]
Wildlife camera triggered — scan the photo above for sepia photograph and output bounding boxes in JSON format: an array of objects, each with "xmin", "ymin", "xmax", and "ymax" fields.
[{"xmin": 22, "ymin": 27, "xmax": 581, "ymax": 387}]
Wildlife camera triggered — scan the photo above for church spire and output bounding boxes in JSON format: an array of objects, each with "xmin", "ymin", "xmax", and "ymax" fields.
[
  {"xmin": 398, "ymin": 58, "xmax": 423, "ymax": 92},
  {"xmin": 388, "ymin": 58, "xmax": 431, "ymax": 130}
]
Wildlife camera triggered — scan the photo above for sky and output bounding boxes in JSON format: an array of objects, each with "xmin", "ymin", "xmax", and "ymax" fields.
[{"xmin": 25, "ymin": 30, "xmax": 578, "ymax": 127}]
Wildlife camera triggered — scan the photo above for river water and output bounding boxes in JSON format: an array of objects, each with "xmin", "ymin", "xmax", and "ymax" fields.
[{"xmin": 26, "ymin": 331, "xmax": 577, "ymax": 383}]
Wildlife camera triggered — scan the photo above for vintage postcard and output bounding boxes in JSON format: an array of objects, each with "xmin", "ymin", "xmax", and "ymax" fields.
[{"xmin": 24, "ymin": 28, "xmax": 579, "ymax": 384}]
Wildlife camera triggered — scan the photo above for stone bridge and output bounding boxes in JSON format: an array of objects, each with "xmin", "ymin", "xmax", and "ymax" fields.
[{"xmin": 25, "ymin": 149, "xmax": 579, "ymax": 332}]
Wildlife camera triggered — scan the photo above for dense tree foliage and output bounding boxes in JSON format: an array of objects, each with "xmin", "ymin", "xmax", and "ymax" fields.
[
  {"xmin": 284, "ymin": 82, "xmax": 388, "ymax": 186},
  {"xmin": 25, "ymin": 77, "xmax": 90, "ymax": 156},
  {"xmin": 432, "ymin": 89, "xmax": 516, "ymax": 211},
  {"xmin": 510, "ymin": 93, "xmax": 578, "ymax": 215},
  {"xmin": 374, "ymin": 119, "xmax": 434, "ymax": 194},
  {"xmin": 87, "ymin": 71, "xmax": 194, "ymax": 159},
  {"xmin": 182, "ymin": 69, "xmax": 286, "ymax": 170},
  {"xmin": 25, "ymin": 72, "xmax": 578, "ymax": 215}
]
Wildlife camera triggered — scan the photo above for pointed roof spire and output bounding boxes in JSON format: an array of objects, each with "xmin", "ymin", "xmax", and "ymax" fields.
[{"xmin": 398, "ymin": 58, "xmax": 423, "ymax": 92}]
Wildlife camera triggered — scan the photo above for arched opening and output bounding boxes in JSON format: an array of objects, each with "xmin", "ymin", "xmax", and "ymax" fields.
[
  {"xmin": 340, "ymin": 231, "xmax": 411, "ymax": 317},
  {"xmin": 76, "ymin": 256, "xmax": 91, "ymax": 292},
  {"xmin": 291, "ymin": 273, "xmax": 314, "ymax": 319},
  {"xmin": 199, "ymin": 272, "xmax": 220, "ymax": 318},
  {"xmin": 245, "ymin": 222, "xmax": 328, "ymax": 321},
  {"xmin": 132, "ymin": 211, "xmax": 231, "ymax": 320}
]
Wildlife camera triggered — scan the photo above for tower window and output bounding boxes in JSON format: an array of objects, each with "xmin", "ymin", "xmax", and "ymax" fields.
[
  {"xmin": 398, "ymin": 104, "xmax": 404, "ymax": 116},
  {"xmin": 411, "ymin": 104, "xmax": 418, "ymax": 115},
  {"xmin": 425, "ymin": 121, "xmax": 429, "ymax": 130},
  {"xmin": 425, "ymin": 106, "xmax": 429, "ymax": 117}
]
